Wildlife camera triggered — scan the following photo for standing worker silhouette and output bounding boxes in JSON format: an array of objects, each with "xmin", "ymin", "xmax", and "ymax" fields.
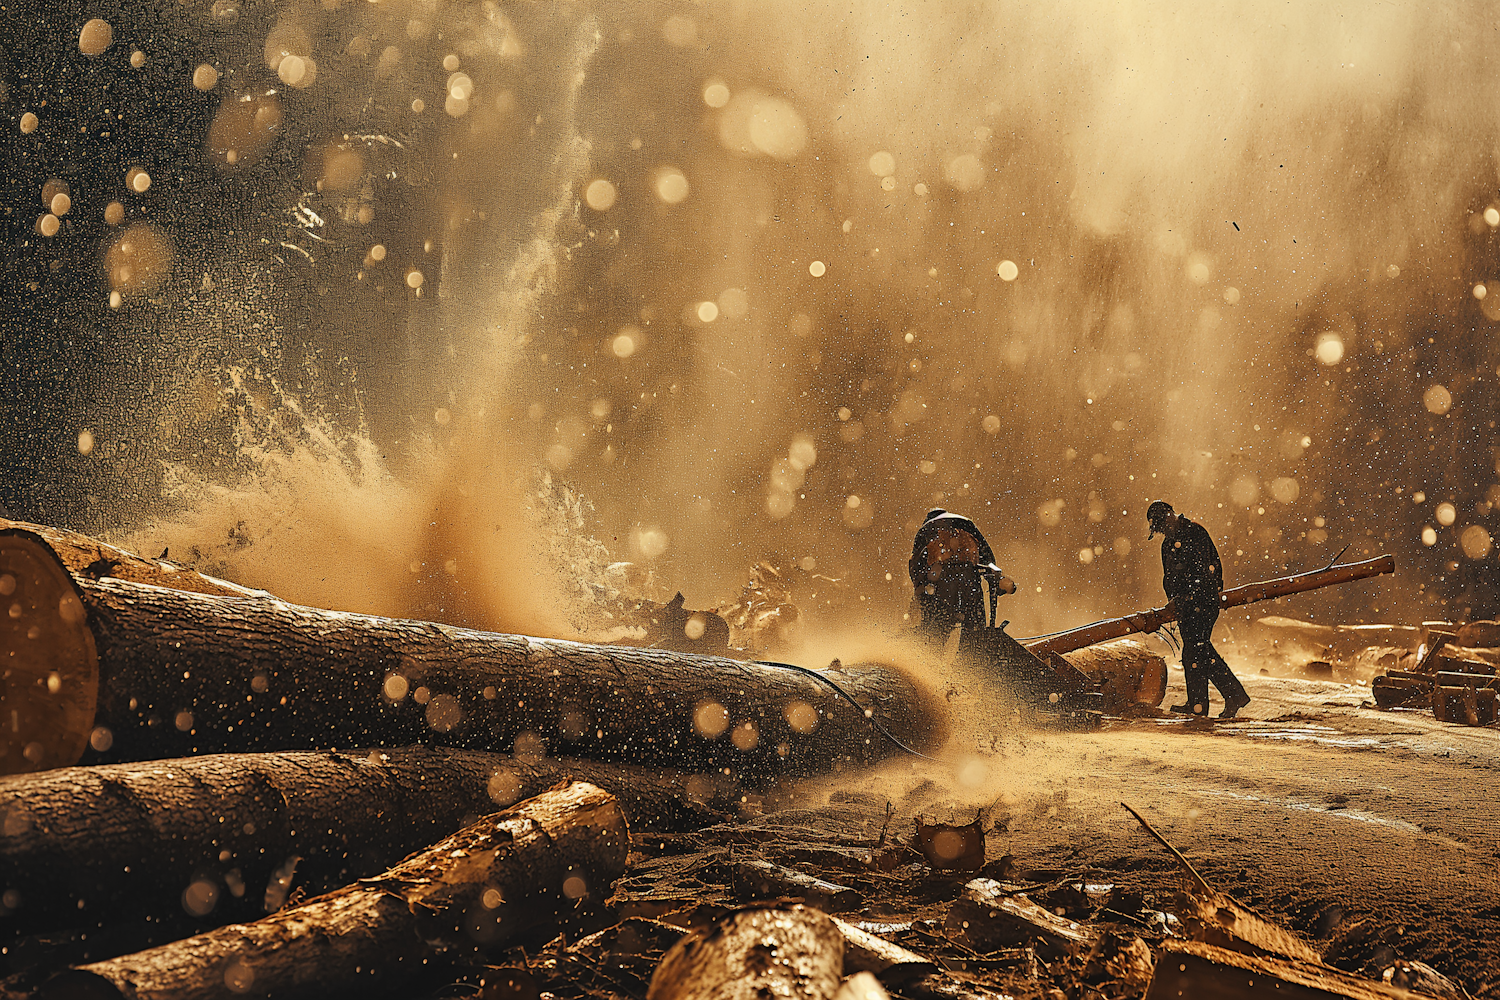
[{"xmin": 1147, "ymin": 501, "xmax": 1251, "ymax": 719}]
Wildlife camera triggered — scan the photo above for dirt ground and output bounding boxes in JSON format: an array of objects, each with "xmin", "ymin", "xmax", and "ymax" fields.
[{"xmin": 765, "ymin": 656, "xmax": 1500, "ymax": 996}]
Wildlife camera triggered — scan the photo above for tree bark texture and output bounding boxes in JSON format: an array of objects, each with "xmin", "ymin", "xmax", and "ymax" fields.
[
  {"xmin": 646, "ymin": 904, "xmax": 845, "ymax": 1000},
  {"xmin": 0, "ymin": 528, "xmax": 943, "ymax": 778},
  {"xmin": 42, "ymin": 781, "xmax": 629, "ymax": 1000},
  {"xmin": 0, "ymin": 529, "xmax": 97, "ymax": 775},
  {"xmin": 0, "ymin": 747, "xmax": 726, "ymax": 937}
]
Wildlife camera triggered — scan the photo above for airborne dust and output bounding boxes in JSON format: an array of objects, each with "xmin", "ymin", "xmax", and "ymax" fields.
[{"xmin": 4, "ymin": 0, "xmax": 1500, "ymax": 650}]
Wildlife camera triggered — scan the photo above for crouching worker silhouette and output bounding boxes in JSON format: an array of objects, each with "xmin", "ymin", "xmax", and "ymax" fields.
[
  {"xmin": 1147, "ymin": 500, "xmax": 1251, "ymax": 719},
  {"xmin": 908, "ymin": 508, "xmax": 1017, "ymax": 650}
]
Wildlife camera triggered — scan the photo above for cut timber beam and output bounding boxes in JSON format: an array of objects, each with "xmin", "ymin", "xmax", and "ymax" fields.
[{"xmin": 1025, "ymin": 555, "xmax": 1396, "ymax": 659}]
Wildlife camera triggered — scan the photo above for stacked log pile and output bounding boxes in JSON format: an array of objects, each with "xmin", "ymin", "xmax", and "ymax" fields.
[
  {"xmin": 0, "ymin": 517, "xmax": 939, "ymax": 989},
  {"xmin": 1251, "ymin": 613, "xmax": 1500, "ymax": 728},
  {"xmin": 1369, "ymin": 622, "xmax": 1500, "ymax": 726}
]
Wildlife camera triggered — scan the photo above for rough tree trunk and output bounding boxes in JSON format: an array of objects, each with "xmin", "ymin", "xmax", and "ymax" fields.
[
  {"xmin": 0, "ymin": 526, "xmax": 943, "ymax": 777},
  {"xmin": 646, "ymin": 904, "xmax": 845, "ymax": 1000},
  {"xmin": 39, "ymin": 782, "xmax": 629, "ymax": 1000},
  {"xmin": 0, "ymin": 747, "xmax": 726, "ymax": 937}
]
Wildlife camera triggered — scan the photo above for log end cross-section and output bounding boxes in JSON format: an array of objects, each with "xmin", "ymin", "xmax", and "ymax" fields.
[{"xmin": 0, "ymin": 528, "xmax": 99, "ymax": 775}]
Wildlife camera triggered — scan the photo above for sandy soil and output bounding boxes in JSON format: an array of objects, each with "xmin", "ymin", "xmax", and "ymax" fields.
[{"xmin": 788, "ymin": 661, "xmax": 1500, "ymax": 996}]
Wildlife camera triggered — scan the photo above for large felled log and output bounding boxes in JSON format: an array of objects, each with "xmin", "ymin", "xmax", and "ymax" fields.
[
  {"xmin": 0, "ymin": 525, "xmax": 942, "ymax": 777},
  {"xmin": 37, "ymin": 781, "xmax": 629, "ymax": 1000},
  {"xmin": 647, "ymin": 903, "xmax": 845, "ymax": 1000},
  {"xmin": 0, "ymin": 747, "xmax": 725, "ymax": 937},
  {"xmin": 1060, "ymin": 638, "xmax": 1167, "ymax": 710},
  {"xmin": 1024, "ymin": 555, "xmax": 1396, "ymax": 658},
  {"xmin": 1144, "ymin": 940, "xmax": 1439, "ymax": 1000}
]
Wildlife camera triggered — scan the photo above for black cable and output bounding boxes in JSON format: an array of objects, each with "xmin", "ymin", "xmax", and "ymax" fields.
[
  {"xmin": 1014, "ymin": 618, "xmax": 1118, "ymax": 643},
  {"xmin": 751, "ymin": 659, "xmax": 942, "ymax": 762}
]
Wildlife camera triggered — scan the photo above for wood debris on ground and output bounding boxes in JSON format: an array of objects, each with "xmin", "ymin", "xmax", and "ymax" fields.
[
  {"xmin": 0, "ymin": 518, "xmax": 1472, "ymax": 998},
  {"xmin": 1249, "ymin": 613, "xmax": 1500, "ymax": 728}
]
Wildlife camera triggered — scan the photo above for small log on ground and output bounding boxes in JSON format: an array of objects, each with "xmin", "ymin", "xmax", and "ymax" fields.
[
  {"xmin": 1143, "ymin": 939, "xmax": 1439, "ymax": 1000},
  {"xmin": 37, "ymin": 781, "xmax": 629, "ymax": 1000},
  {"xmin": 0, "ymin": 525, "xmax": 943, "ymax": 777},
  {"xmin": 0, "ymin": 747, "xmax": 726, "ymax": 936},
  {"xmin": 831, "ymin": 916, "xmax": 939, "ymax": 980},
  {"xmin": 944, "ymin": 878, "xmax": 1096, "ymax": 958},
  {"xmin": 731, "ymin": 857, "xmax": 863, "ymax": 911},
  {"xmin": 1432, "ymin": 684, "xmax": 1496, "ymax": 725},
  {"xmin": 646, "ymin": 903, "xmax": 844, "ymax": 1000},
  {"xmin": 1371, "ymin": 676, "xmax": 1431, "ymax": 709},
  {"xmin": 1061, "ymin": 637, "xmax": 1167, "ymax": 710},
  {"xmin": 1435, "ymin": 656, "xmax": 1496, "ymax": 676},
  {"xmin": 1457, "ymin": 620, "xmax": 1500, "ymax": 649}
]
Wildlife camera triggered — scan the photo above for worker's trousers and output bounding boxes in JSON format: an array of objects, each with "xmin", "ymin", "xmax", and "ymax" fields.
[{"xmin": 1178, "ymin": 601, "xmax": 1248, "ymax": 715}]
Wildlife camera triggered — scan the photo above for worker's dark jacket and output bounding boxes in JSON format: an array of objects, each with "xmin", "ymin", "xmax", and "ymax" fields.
[
  {"xmin": 908, "ymin": 513, "xmax": 995, "ymax": 589},
  {"xmin": 1161, "ymin": 517, "xmax": 1222, "ymax": 608}
]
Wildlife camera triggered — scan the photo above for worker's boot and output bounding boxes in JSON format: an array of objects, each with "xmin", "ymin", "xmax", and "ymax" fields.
[{"xmin": 1219, "ymin": 693, "xmax": 1251, "ymax": 719}]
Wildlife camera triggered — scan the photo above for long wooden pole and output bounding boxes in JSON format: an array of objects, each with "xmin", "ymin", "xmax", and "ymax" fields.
[
  {"xmin": 1024, "ymin": 554, "xmax": 1396, "ymax": 658},
  {"xmin": 0, "ymin": 525, "xmax": 943, "ymax": 778}
]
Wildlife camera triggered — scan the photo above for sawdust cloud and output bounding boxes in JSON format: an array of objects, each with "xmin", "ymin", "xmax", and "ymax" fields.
[{"xmin": 6, "ymin": 0, "xmax": 1500, "ymax": 640}]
